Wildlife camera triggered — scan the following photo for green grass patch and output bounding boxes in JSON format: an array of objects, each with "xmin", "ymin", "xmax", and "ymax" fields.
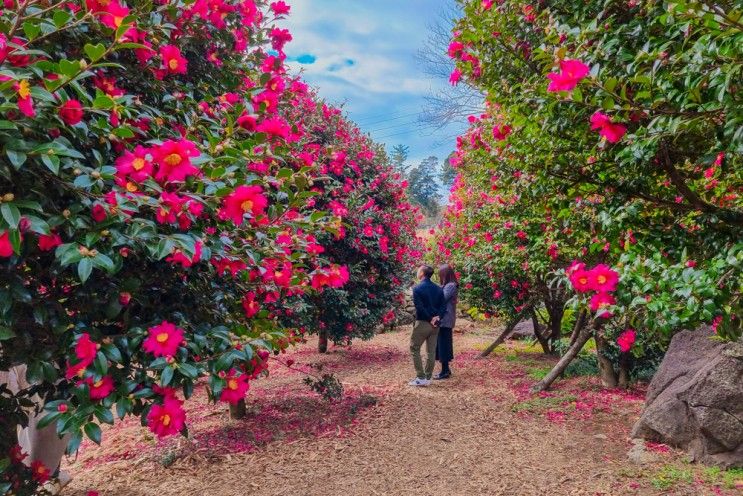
[
  {"xmin": 511, "ymin": 394, "xmax": 577, "ymax": 413},
  {"xmin": 527, "ymin": 366, "xmax": 551, "ymax": 381},
  {"xmin": 703, "ymin": 466, "xmax": 743, "ymax": 490},
  {"xmin": 651, "ymin": 465, "xmax": 694, "ymax": 490}
]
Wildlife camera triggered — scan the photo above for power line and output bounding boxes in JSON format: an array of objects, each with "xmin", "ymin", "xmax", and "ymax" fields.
[{"xmin": 356, "ymin": 111, "xmax": 423, "ymax": 127}]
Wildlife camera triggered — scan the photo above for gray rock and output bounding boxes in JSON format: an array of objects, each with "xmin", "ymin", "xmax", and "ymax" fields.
[
  {"xmin": 632, "ymin": 327, "xmax": 743, "ymax": 468},
  {"xmin": 510, "ymin": 320, "xmax": 536, "ymax": 340}
]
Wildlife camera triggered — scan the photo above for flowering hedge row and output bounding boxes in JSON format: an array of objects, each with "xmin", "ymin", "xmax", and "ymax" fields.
[
  {"xmin": 433, "ymin": 0, "xmax": 742, "ymax": 388},
  {"xmin": 0, "ymin": 0, "xmax": 417, "ymax": 492}
]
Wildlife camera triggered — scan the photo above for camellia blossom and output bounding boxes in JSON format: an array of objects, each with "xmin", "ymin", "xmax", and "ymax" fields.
[
  {"xmin": 85, "ymin": 375, "xmax": 114, "ymax": 400},
  {"xmin": 38, "ymin": 232, "xmax": 62, "ymax": 251},
  {"xmin": 15, "ymin": 79, "xmax": 34, "ymax": 117},
  {"xmin": 590, "ymin": 111, "xmax": 626, "ymax": 143},
  {"xmin": 546, "ymin": 59, "xmax": 589, "ymax": 92},
  {"xmin": 590, "ymin": 292, "xmax": 616, "ymax": 318},
  {"xmin": 160, "ymin": 45, "xmax": 187, "ymax": 74},
  {"xmin": 142, "ymin": 321, "xmax": 185, "ymax": 357},
  {"xmin": 492, "ymin": 124, "xmax": 512, "ymax": 141},
  {"xmin": 75, "ymin": 333, "xmax": 98, "ymax": 365},
  {"xmin": 589, "ymin": 264, "xmax": 619, "ymax": 292},
  {"xmin": 568, "ymin": 267, "xmax": 593, "ymax": 292},
  {"xmin": 59, "ymin": 99, "xmax": 84, "ymax": 125},
  {"xmin": 221, "ymin": 185, "xmax": 269, "ymax": 225},
  {"xmin": 115, "ymin": 145, "xmax": 154, "ymax": 183},
  {"xmin": 152, "ymin": 139, "xmax": 200, "ymax": 183},
  {"xmin": 617, "ymin": 329, "xmax": 636, "ymax": 352},
  {"xmin": 219, "ymin": 370, "xmax": 250, "ymax": 404},
  {"xmin": 30, "ymin": 461, "xmax": 50, "ymax": 483},
  {"xmin": 0, "ymin": 230, "xmax": 13, "ymax": 257},
  {"xmin": 147, "ymin": 397, "xmax": 186, "ymax": 438}
]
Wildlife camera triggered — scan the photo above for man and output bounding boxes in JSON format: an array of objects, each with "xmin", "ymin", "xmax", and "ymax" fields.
[{"xmin": 409, "ymin": 265, "xmax": 447, "ymax": 386}]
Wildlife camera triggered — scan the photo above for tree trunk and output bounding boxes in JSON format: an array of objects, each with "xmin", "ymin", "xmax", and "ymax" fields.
[
  {"xmin": 531, "ymin": 322, "xmax": 592, "ymax": 393},
  {"xmin": 568, "ymin": 310, "xmax": 587, "ymax": 347},
  {"xmin": 479, "ymin": 314, "xmax": 523, "ymax": 358},
  {"xmin": 318, "ymin": 329, "xmax": 329, "ymax": 354},
  {"xmin": 618, "ymin": 354, "xmax": 631, "ymax": 389},
  {"xmin": 229, "ymin": 399, "xmax": 246, "ymax": 419},
  {"xmin": 594, "ymin": 329, "xmax": 618, "ymax": 388},
  {"xmin": 531, "ymin": 310, "xmax": 552, "ymax": 355}
]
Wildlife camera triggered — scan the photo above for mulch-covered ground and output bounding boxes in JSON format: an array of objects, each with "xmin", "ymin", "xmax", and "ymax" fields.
[{"xmin": 64, "ymin": 324, "xmax": 742, "ymax": 496}]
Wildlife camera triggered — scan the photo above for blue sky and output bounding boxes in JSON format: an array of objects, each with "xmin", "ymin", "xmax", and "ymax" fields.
[{"xmin": 281, "ymin": 0, "xmax": 468, "ymax": 167}]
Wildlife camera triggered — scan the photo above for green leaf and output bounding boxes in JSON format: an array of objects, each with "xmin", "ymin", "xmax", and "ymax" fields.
[
  {"xmin": 83, "ymin": 422, "xmax": 102, "ymax": 445},
  {"xmin": 6, "ymin": 149, "xmax": 27, "ymax": 169},
  {"xmin": 0, "ymin": 326, "xmax": 16, "ymax": 341},
  {"xmin": 22, "ymin": 21, "xmax": 41, "ymax": 41},
  {"xmin": 41, "ymin": 153, "xmax": 60, "ymax": 174},
  {"xmin": 93, "ymin": 94, "xmax": 115, "ymax": 110},
  {"xmin": 58, "ymin": 59, "xmax": 80, "ymax": 78},
  {"xmin": 161, "ymin": 366, "xmax": 174, "ymax": 386},
  {"xmin": 1, "ymin": 204, "xmax": 21, "ymax": 229},
  {"xmin": 84, "ymin": 43, "xmax": 106, "ymax": 62},
  {"xmin": 78, "ymin": 258, "xmax": 93, "ymax": 283},
  {"xmin": 52, "ymin": 9, "xmax": 72, "ymax": 28}
]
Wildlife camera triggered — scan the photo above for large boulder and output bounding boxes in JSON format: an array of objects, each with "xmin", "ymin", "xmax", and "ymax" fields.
[{"xmin": 632, "ymin": 327, "xmax": 743, "ymax": 467}]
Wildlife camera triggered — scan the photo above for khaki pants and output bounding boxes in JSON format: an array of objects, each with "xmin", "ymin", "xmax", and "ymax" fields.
[
  {"xmin": 410, "ymin": 320, "xmax": 439, "ymax": 379},
  {"xmin": 0, "ymin": 365, "xmax": 68, "ymax": 472}
]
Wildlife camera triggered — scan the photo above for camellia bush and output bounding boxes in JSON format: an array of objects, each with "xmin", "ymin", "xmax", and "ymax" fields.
[
  {"xmin": 280, "ymin": 101, "xmax": 422, "ymax": 352},
  {"xmin": 436, "ymin": 0, "xmax": 742, "ymax": 390},
  {"xmin": 0, "ymin": 0, "xmax": 411, "ymax": 493}
]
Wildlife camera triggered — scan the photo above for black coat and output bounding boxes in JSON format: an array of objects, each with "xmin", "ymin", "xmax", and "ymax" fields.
[{"xmin": 412, "ymin": 278, "xmax": 446, "ymax": 323}]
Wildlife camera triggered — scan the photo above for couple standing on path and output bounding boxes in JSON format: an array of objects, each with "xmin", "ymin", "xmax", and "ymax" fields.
[{"xmin": 409, "ymin": 264, "xmax": 458, "ymax": 387}]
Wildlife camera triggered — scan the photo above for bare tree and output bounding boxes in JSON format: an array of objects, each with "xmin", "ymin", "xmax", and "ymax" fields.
[{"xmin": 416, "ymin": 4, "xmax": 485, "ymax": 129}]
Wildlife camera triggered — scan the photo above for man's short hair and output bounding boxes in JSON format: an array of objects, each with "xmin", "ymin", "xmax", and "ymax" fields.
[{"xmin": 419, "ymin": 265, "xmax": 434, "ymax": 278}]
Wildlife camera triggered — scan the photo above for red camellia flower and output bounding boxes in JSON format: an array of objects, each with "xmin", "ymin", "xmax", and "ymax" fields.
[
  {"xmin": 147, "ymin": 397, "xmax": 186, "ymax": 438},
  {"xmin": 160, "ymin": 45, "xmax": 188, "ymax": 74},
  {"xmin": 546, "ymin": 59, "xmax": 590, "ymax": 92},
  {"xmin": 75, "ymin": 333, "xmax": 98, "ymax": 365},
  {"xmin": 59, "ymin": 99, "xmax": 84, "ymax": 125},
  {"xmin": 152, "ymin": 139, "xmax": 200, "ymax": 183},
  {"xmin": 492, "ymin": 123, "xmax": 512, "ymax": 141},
  {"xmin": 241, "ymin": 291, "xmax": 261, "ymax": 317},
  {"xmin": 221, "ymin": 185, "xmax": 269, "ymax": 225},
  {"xmin": 9, "ymin": 444, "xmax": 27, "ymax": 464},
  {"xmin": 115, "ymin": 145, "xmax": 154, "ymax": 183},
  {"xmin": 219, "ymin": 370, "xmax": 250, "ymax": 404},
  {"xmin": 588, "ymin": 264, "xmax": 619, "ymax": 292},
  {"xmin": 91, "ymin": 204, "xmax": 107, "ymax": 222},
  {"xmin": 589, "ymin": 292, "xmax": 616, "ymax": 318},
  {"xmin": 85, "ymin": 375, "xmax": 114, "ymax": 400},
  {"xmin": 30, "ymin": 460, "xmax": 50, "ymax": 483},
  {"xmin": 38, "ymin": 232, "xmax": 62, "ymax": 251},
  {"xmin": 270, "ymin": 1, "xmax": 290, "ymax": 14},
  {"xmin": 590, "ymin": 111, "xmax": 626, "ymax": 143},
  {"xmin": 0, "ymin": 230, "xmax": 14, "ymax": 257},
  {"xmin": 142, "ymin": 321, "xmax": 185, "ymax": 357},
  {"xmin": 617, "ymin": 329, "xmax": 636, "ymax": 352}
]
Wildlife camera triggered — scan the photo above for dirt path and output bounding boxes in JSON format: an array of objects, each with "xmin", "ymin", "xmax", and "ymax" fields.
[{"xmin": 65, "ymin": 327, "xmax": 738, "ymax": 496}]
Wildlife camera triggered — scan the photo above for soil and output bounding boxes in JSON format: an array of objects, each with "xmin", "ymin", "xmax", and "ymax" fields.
[{"xmin": 64, "ymin": 325, "xmax": 741, "ymax": 496}]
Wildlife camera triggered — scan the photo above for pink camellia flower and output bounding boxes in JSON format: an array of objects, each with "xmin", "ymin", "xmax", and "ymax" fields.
[
  {"xmin": 219, "ymin": 370, "xmax": 250, "ymax": 404},
  {"xmin": 590, "ymin": 292, "xmax": 616, "ymax": 318},
  {"xmin": 568, "ymin": 267, "xmax": 592, "ymax": 292},
  {"xmin": 270, "ymin": 1, "xmax": 290, "ymax": 15},
  {"xmin": 152, "ymin": 139, "xmax": 200, "ymax": 183},
  {"xmin": 547, "ymin": 59, "xmax": 590, "ymax": 92},
  {"xmin": 85, "ymin": 375, "xmax": 114, "ymax": 400},
  {"xmin": 590, "ymin": 111, "xmax": 626, "ymax": 143},
  {"xmin": 0, "ymin": 230, "xmax": 15, "ymax": 257},
  {"xmin": 492, "ymin": 124, "xmax": 512, "ymax": 141},
  {"xmin": 588, "ymin": 264, "xmax": 619, "ymax": 292},
  {"xmin": 221, "ymin": 185, "xmax": 269, "ymax": 225},
  {"xmin": 160, "ymin": 45, "xmax": 187, "ymax": 74},
  {"xmin": 116, "ymin": 146, "xmax": 154, "ymax": 183},
  {"xmin": 142, "ymin": 321, "xmax": 185, "ymax": 357},
  {"xmin": 256, "ymin": 116, "xmax": 291, "ymax": 139},
  {"xmin": 59, "ymin": 99, "xmax": 84, "ymax": 125},
  {"xmin": 15, "ymin": 80, "xmax": 34, "ymax": 117},
  {"xmin": 617, "ymin": 329, "xmax": 636, "ymax": 352},
  {"xmin": 147, "ymin": 397, "xmax": 186, "ymax": 438},
  {"xmin": 38, "ymin": 232, "xmax": 62, "ymax": 252},
  {"xmin": 449, "ymin": 68, "xmax": 462, "ymax": 85}
]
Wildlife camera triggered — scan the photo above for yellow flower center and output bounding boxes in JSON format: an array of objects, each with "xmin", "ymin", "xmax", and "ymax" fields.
[
  {"xmin": 93, "ymin": 380, "xmax": 103, "ymax": 388},
  {"xmin": 241, "ymin": 200, "xmax": 254, "ymax": 212},
  {"xmin": 164, "ymin": 153, "xmax": 182, "ymax": 166},
  {"xmin": 126, "ymin": 182, "xmax": 138, "ymax": 192},
  {"xmin": 597, "ymin": 275, "xmax": 607, "ymax": 284},
  {"xmin": 161, "ymin": 414, "xmax": 171, "ymax": 426},
  {"xmin": 17, "ymin": 80, "xmax": 30, "ymax": 99},
  {"xmin": 228, "ymin": 378, "xmax": 239, "ymax": 390},
  {"xmin": 168, "ymin": 59, "xmax": 179, "ymax": 71},
  {"xmin": 579, "ymin": 276, "xmax": 588, "ymax": 285},
  {"xmin": 132, "ymin": 157, "xmax": 146, "ymax": 170},
  {"xmin": 156, "ymin": 332, "xmax": 169, "ymax": 343}
]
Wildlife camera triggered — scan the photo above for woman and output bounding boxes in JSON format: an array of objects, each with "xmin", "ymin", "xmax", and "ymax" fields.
[{"xmin": 435, "ymin": 264, "xmax": 458, "ymax": 380}]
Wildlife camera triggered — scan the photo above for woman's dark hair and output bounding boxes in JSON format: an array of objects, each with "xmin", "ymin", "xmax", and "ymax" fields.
[{"xmin": 438, "ymin": 264, "xmax": 458, "ymax": 286}]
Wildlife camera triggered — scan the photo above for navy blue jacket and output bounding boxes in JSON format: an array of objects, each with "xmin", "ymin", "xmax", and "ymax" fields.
[{"xmin": 413, "ymin": 278, "xmax": 447, "ymax": 323}]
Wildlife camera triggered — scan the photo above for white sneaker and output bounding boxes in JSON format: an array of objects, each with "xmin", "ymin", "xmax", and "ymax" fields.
[{"xmin": 408, "ymin": 378, "xmax": 428, "ymax": 386}]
